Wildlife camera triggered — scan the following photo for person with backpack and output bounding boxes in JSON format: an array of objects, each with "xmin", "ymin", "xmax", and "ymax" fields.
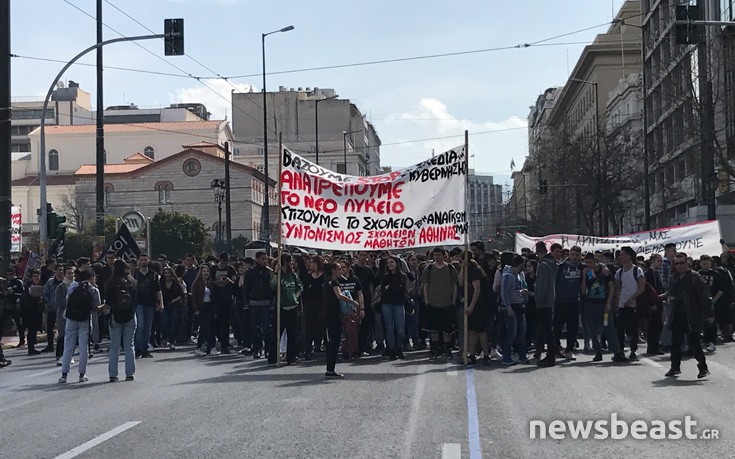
[
  {"xmin": 613, "ymin": 246, "xmax": 646, "ymax": 362},
  {"xmin": 105, "ymin": 259, "xmax": 138, "ymax": 382},
  {"xmin": 54, "ymin": 265, "xmax": 75, "ymax": 365},
  {"xmin": 59, "ymin": 270, "xmax": 102, "ymax": 383},
  {"xmin": 582, "ymin": 253, "xmax": 627, "ymax": 363}
]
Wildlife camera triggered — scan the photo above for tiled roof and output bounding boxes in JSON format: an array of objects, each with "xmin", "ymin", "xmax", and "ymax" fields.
[
  {"xmin": 75, "ymin": 162, "xmax": 149, "ymax": 175},
  {"xmin": 12, "ymin": 174, "xmax": 77, "ymax": 186},
  {"xmin": 123, "ymin": 152, "xmax": 155, "ymax": 163},
  {"xmin": 41, "ymin": 120, "xmax": 225, "ymax": 135},
  {"xmin": 182, "ymin": 141, "xmax": 220, "ymax": 149}
]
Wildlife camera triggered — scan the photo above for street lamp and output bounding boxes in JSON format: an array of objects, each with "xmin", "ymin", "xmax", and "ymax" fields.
[
  {"xmin": 620, "ymin": 19, "xmax": 651, "ymax": 230},
  {"xmin": 314, "ymin": 94, "xmax": 338, "ymax": 165},
  {"xmin": 211, "ymin": 178, "xmax": 226, "ymax": 248},
  {"xmin": 261, "ymin": 24, "xmax": 294, "ymax": 254},
  {"xmin": 342, "ymin": 129, "xmax": 362, "ymax": 174},
  {"xmin": 569, "ymin": 77, "xmax": 603, "ymax": 235}
]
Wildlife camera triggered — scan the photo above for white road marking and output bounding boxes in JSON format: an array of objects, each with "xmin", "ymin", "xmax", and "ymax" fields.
[
  {"xmin": 402, "ymin": 365, "xmax": 427, "ymax": 459},
  {"xmin": 441, "ymin": 443, "xmax": 462, "ymax": 459},
  {"xmin": 54, "ymin": 421, "xmax": 141, "ymax": 459},
  {"xmin": 640, "ymin": 357, "xmax": 663, "ymax": 368}
]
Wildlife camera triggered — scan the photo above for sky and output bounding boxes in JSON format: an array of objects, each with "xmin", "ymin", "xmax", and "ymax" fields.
[{"xmin": 9, "ymin": 0, "xmax": 629, "ymax": 192}]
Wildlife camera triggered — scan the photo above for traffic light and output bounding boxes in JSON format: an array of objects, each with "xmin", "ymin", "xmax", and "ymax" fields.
[
  {"xmin": 539, "ymin": 179, "xmax": 549, "ymax": 195},
  {"xmin": 675, "ymin": 4, "xmax": 701, "ymax": 45},
  {"xmin": 164, "ymin": 19, "xmax": 185, "ymax": 56},
  {"xmin": 47, "ymin": 211, "xmax": 66, "ymax": 240}
]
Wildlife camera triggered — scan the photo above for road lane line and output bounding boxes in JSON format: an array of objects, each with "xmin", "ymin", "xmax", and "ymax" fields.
[
  {"xmin": 465, "ymin": 368, "xmax": 483, "ymax": 459},
  {"xmin": 401, "ymin": 365, "xmax": 427, "ymax": 459},
  {"xmin": 441, "ymin": 443, "xmax": 462, "ymax": 459},
  {"xmin": 54, "ymin": 421, "xmax": 141, "ymax": 459},
  {"xmin": 640, "ymin": 357, "xmax": 663, "ymax": 368}
]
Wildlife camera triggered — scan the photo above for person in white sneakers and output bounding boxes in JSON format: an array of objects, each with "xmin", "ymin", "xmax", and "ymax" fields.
[{"xmin": 59, "ymin": 270, "xmax": 102, "ymax": 384}]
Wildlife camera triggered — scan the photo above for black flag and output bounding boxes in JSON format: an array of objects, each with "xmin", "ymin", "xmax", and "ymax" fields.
[
  {"xmin": 106, "ymin": 224, "xmax": 141, "ymax": 262},
  {"xmin": 47, "ymin": 227, "xmax": 66, "ymax": 261}
]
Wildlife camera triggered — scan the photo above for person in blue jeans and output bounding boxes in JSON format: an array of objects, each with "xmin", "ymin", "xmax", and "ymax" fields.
[
  {"xmin": 500, "ymin": 254, "xmax": 529, "ymax": 365},
  {"xmin": 133, "ymin": 254, "xmax": 163, "ymax": 359},
  {"xmin": 381, "ymin": 256, "xmax": 409, "ymax": 360},
  {"xmin": 105, "ymin": 259, "xmax": 138, "ymax": 381}
]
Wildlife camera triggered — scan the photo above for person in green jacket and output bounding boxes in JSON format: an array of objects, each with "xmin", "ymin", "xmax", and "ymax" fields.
[{"xmin": 273, "ymin": 253, "xmax": 303, "ymax": 365}]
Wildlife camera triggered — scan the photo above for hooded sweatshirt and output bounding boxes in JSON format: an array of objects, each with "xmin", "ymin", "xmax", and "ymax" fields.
[
  {"xmin": 535, "ymin": 254, "xmax": 559, "ymax": 309},
  {"xmin": 555, "ymin": 260, "xmax": 582, "ymax": 304},
  {"xmin": 500, "ymin": 265, "xmax": 524, "ymax": 308}
]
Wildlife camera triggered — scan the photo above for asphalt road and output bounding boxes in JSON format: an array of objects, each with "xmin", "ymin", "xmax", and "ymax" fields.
[{"xmin": 1, "ymin": 339, "xmax": 734, "ymax": 459}]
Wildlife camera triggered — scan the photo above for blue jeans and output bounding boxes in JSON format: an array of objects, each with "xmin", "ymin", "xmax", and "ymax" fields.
[
  {"xmin": 161, "ymin": 306, "xmax": 181, "ymax": 344},
  {"xmin": 134, "ymin": 304, "xmax": 155, "ymax": 354},
  {"xmin": 405, "ymin": 300, "xmax": 420, "ymax": 344},
  {"xmin": 61, "ymin": 318, "xmax": 90, "ymax": 375},
  {"xmin": 250, "ymin": 305, "xmax": 273, "ymax": 355},
  {"xmin": 382, "ymin": 303, "xmax": 405, "ymax": 351},
  {"xmin": 584, "ymin": 301, "xmax": 622, "ymax": 354},
  {"xmin": 109, "ymin": 316, "xmax": 137, "ymax": 378},
  {"xmin": 502, "ymin": 306, "xmax": 527, "ymax": 362}
]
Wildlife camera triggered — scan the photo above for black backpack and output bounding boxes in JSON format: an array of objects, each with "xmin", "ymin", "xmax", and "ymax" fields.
[
  {"xmin": 66, "ymin": 281, "xmax": 94, "ymax": 321},
  {"xmin": 112, "ymin": 280, "xmax": 135, "ymax": 323}
]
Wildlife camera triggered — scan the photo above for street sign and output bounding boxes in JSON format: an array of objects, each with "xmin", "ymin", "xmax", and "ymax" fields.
[{"xmin": 121, "ymin": 211, "xmax": 146, "ymax": 235}]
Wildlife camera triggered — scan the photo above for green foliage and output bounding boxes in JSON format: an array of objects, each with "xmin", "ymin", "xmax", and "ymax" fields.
[
  {"xmin": 231, "ymin": 235, "xmax": 251, "ymax": 257},
  {"xmin": 63, "ymin": 232, "xmax": 97, "ymax": 261},
  {"xmin": 151, "ymin": 211, "xmax": 208, "ymax": 261}
]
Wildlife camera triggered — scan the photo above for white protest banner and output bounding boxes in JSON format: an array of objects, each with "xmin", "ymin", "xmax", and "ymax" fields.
[
  {"xmin": 279, "ymin": 146, "xmax": 468, "ymax": 251},
  {"xmin": 11, "ymin": 206, "xmax": 22, "ymax": 253},
  {"xmin": 515, "ymin": 220, "xmax": 722, "ymax": 259}
]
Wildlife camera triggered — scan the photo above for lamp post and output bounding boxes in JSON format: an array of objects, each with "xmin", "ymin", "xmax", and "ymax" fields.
[
  {"xmin": 620, "ymin": 19, "xmax": 650, "ymax": 230},
  {"xmin": 261, "ymin": 25, "xmax": 294, "ymax": 255},
  {"xmin": 314, "ymin": 94, "xmax": 338, "ymax": 165},
  {"xmin": 570, "ymin": 77, "xmax": 602, "ymax": 235},
  {"xmin": 211, "ymin": 179, "xmax": 226, "ymax": 249},
  {"xmin": 342, "ymin": 129, "xmax": 362, "ymax": 175}
]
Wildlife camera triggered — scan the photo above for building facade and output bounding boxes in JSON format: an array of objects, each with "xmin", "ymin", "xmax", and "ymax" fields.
[
  {"xmin": 231, "ymin": 87, "xmax": 381, "ymax": 177},
  {"xmin": 73, "ymin": 146, "xmax": 276, "ymax": 242},
  {"xmin": 468, "ymin": 171, "xmax": 503, "ymax": 243}
]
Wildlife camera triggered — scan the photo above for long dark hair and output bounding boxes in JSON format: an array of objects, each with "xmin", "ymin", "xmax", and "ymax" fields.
[{"xmin": 106, "ymin": 259, "xmax": 134, "ymax": 293}]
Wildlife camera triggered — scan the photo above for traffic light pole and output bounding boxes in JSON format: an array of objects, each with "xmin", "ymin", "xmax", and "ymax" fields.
[{"xmin": 38, "ymin": 33, "xmax": 165, "ymax": 252}]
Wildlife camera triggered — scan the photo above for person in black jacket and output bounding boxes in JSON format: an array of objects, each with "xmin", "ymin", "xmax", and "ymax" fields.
[
  {"xmin": 645, "ymin": 254, "xmax": 665, "ymax": 355},
  {"xmin": 381, "ymin": 256, "xmax": 408, "ymax": 360},
  {"xmin": 1, "ymin": 268, "xmax": 24, "ymax": 349},
  {"xmin": 244, "ymin": 251, "xmax": 275, "ymax": 362},
  {"xmin": 21, "ymin": 269, "xmax": 45, "ymax": 355},
  {"xmin": 105, "ymin": 260, "xmax": 138, "ymax": 382}
]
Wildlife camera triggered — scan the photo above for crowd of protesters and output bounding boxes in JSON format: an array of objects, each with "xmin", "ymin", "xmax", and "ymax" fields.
[{"xmin": 0, "ymin": 239, "xmax": 727, "ymax": 381}]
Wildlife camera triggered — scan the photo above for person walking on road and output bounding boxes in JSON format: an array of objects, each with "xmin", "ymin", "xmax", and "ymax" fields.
[
  {"xmin": 666, "ymin": 252, "xmax": 714, "ymax": 379},
  {"xmin": 105, "ymin": 259, "xmax": 138, "ymax": 382},
  {"xmin": 59, "ymin": 270, "xmax": 102, "ymax": 383}
]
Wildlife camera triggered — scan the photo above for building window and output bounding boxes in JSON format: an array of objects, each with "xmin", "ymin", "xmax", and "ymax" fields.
[
  {"xmin": 104, "ymin": 183, "xmax": 114, "ymax": 206},
  {"xmin": 257, "ymin": 147, "xmax": 264, "ymax": 156},
  {"xmin": 48, "ymin": 149, "xmax": 59, "ymax": 171},
  {"xmin": 183, "ymin": 158, "xmax": 201, "ymax": 177},
  {"xmin": 144, "ymin": 146, "xmax": 155, "ymax": 159},
  {"xmin": 155, "ymin": 181, "xmax": 173, "ymax": 204}
]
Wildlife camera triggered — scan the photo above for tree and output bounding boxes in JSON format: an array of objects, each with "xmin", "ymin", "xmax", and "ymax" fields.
[
  {"xmin": 59, "ymin": 187, "xmax": 92, "ymax": 232},
  {"xmin": 231, "ymin": 235, "xmax": 251, "ymax": 258},
  {"xmin": 150, "ymin": 210, "xmax": 208, "ymax": 261}
]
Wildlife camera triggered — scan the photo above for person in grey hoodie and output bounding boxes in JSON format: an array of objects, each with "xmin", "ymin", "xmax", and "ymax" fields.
[
  {"xmin": 554, "ymin": 245, "xmax": 583, "ymax": 360},
  {"xmin": 535, "ymin": 242, "xmax": 562, "ymax": 367}
]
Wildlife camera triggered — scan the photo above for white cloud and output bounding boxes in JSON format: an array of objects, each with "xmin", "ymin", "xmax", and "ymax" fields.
[
  {"xmin": 171, "ymin": 79, "xmax": 254, "ymax": 120},
  {"xmin": 378, "ymin": 98, "xmax": 527, "ymax": 183}
]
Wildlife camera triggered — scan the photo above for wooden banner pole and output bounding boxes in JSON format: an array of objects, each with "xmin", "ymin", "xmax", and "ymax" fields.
[
  {"xmin": 276, "ymin": 132, "xmax": 284, "ymax": 365},
  {"xmin": 463, "ymin": 130, "xmax": 470, "ymax": 366}
]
